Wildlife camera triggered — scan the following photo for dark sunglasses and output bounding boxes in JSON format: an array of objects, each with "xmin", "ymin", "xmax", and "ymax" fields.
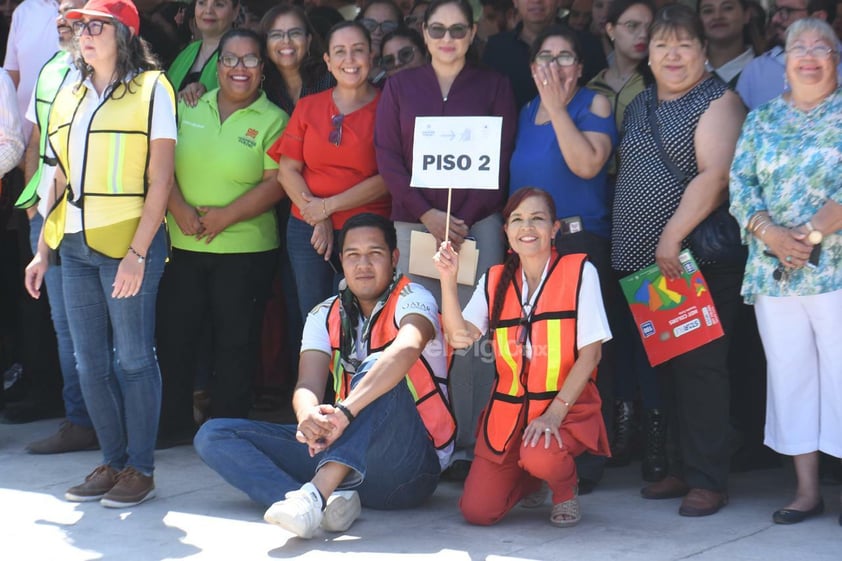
[
  {"xmin": 72, "ymin": 19, "xmax": 113, "ymax": 37},
  {"xmin": 360, "ymin": 18, "xmax": 399, "ymax": 34},
  {"xmin": 329, "ymin": 114, "xmax": 344, "ymax": 147},
  {"xmin": 379, "ymin": 46, "xmax": 417, "ymax": 70},
  {"xmin": 425, "ymin": 23, "xmax": 470, "ymax": 39}
]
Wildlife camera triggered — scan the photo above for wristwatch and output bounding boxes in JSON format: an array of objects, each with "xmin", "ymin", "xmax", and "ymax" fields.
[{"xmin": 805, "ymin": 221, "xmax": 824, "ymax": 245}]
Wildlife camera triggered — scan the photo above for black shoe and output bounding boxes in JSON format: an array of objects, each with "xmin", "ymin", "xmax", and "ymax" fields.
[
  {"xmin": 440, "ymin": 459, "xmax": 471, "ymax": 482},
  {"xmin": 642, "ymin": 409, "xmax": 667, "ymax": 482},
  {"xmin": 772, "ymin": 499, "xmax": 824, "ymax": 525},
  {"xmin": 0, "ymin": 399, "xmax": 65, "ymax": 424},
  {"xmin": 606, "ymin": 400, "xmax": 636, "ymax": 467}
]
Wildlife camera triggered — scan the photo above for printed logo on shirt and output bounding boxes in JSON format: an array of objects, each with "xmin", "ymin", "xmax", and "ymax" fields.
[
  {"xmin": 238, "ymin": 130, "xmax": 257, "ymax": 148},
  {"xmin": 401, "ymin": 301, "xmax": 432, "ymax": 314}
]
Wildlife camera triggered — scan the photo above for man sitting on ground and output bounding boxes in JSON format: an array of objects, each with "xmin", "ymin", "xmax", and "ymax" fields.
[{"xmin": 194, "ymin": 213, "xmax": 456, "ymax": 539}]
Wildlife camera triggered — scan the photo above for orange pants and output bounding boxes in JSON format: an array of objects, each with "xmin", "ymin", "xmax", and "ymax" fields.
[{"xmin": 459, "ymin": 419, "xmax": 587, "ymax": 526}]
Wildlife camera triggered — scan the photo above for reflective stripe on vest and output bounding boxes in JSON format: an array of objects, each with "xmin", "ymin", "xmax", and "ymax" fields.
[
  {"xmin": 45, "ymin": 71, "xmax": 175, "ymax": 257},
  {"xmin": 15, "ymin": 51, "xmax": 70, "ymax": 209},
  {"xmin": 326, "ymin": 276, "xmax": 457, "ymax": 449},
  {"xmin": 482, "ymin": 252, "xmax": 589, "ymax": 455}
]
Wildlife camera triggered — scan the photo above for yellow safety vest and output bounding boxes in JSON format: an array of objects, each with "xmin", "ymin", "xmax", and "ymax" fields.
[{"xmin": 44, "ymin": 70, "xmax": 174, "ymax": 258}]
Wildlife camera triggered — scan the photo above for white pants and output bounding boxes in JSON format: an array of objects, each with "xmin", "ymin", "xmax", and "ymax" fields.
[
  {"xmin": 755, "ymin": 290, "xmax": 842, "ymax": 458},
  {"xmin": 395, "ymin": 214, "xmax": 504, "ymax": 458}
]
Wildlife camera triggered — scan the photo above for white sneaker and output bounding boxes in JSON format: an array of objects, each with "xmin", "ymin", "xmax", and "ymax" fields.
[
  {"xmin": 321, "ymin": 490, "xmax": 361, "ymax": 532},
  {"xmin": 264, "ymin": 483, "xmax": 324, "ymax": 539}
]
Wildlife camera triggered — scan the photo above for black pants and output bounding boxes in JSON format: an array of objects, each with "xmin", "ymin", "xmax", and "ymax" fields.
[
  {"xmin": 156, "ymin": 248, "xmax": 276, "ymax": 434},
  {"xmin": 657, "ymin": 263, "xmax": 743, "ymax": 491},
  {"xmin": 556, "ymin": 231, "xmax": 617, "ymax": 482}
]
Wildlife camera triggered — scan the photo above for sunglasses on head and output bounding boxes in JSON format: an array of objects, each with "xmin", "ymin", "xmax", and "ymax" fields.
[
  {"xmin": 425, "ymin": 23, "xmax": 470, "ymax": 39},
  {"xmin": 379, "ymin": 45, "xmax": 417, "ymax": 70}
]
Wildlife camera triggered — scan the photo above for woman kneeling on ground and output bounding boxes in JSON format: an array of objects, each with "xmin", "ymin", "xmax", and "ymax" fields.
[{"xmin": 433, "ymin": 187, "xmax": 611, "ymax": 527}]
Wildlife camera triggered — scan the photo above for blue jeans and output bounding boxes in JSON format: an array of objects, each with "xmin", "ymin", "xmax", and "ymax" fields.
[
  {"xmin": 29, "ymin": 213, "xmax": 92, "ymax": 428},
  {"xmin": 195, "ymin": 353, "xmax": 441, "ymax": 508},
  {"xmin": 286, "ymin": 216, "xmax": 341, "ymax": 321},
  {"xmin": 60, "ymin": 228, "xmax": 167, "ymax": 475}
]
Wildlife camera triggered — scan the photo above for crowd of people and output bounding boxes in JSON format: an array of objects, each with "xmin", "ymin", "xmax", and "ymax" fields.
[{"xmin": 1, "ymin": 0, "xmax": 841, "ymax": 540}]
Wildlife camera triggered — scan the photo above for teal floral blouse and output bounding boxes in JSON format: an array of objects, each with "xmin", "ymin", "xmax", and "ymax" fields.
[{"xmin": 729, "ymin": 88, "xmax": 842, "ymax": 304}]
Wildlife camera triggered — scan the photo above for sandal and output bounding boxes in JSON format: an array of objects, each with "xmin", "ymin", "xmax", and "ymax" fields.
[
  {"xmin": 520, "ymin": 482, "xmax": 549, "ymax": 509},
  {"xmin": 550, "ymin": 487, "xmax": 581, "ymax": 528}
]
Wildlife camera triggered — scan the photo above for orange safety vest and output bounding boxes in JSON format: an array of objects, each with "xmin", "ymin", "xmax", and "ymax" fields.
[
  {"xmin": 326, "ymin": 276, "xmax": 457, "ymax": 450},
  {"xmin": 482, "ymin": 252, "xmax": 593, "ymax": 455}
]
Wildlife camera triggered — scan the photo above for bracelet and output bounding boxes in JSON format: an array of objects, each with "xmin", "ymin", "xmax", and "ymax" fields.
[
  {"xmin": 128, "ymin": 246, "xmax": 146, "ymax": 264},
  {"xmin": 758, "ymin": 223, "xmax": 772, "ymax": 241},
  {"xmin": 322, "ymin": 199, "xmax": 328, "ymax": 217},
  {"xmin": 748, "ymin": 212, "xmax": 768, "ymax": 233},
  {"xmin": 751, "ymin": 217, "xmax": 772, "ymax": 234},
  {"xmin": 805, "ymin": 220, "xmax": 816, "ymax": 232},
  {"xmin": 335, "ymin": 402, "xmax": 355, "ymax": 424},
  {"xmin": 554, "ymin": 395, "xmax": 571, "ymax": 408}
]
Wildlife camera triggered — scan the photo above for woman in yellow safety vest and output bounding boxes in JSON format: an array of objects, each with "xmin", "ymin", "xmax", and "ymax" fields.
[
  {"xmin": 24, "ymin": 0, "xmax": 176, "ymax": 509},
  {"xmin": 434, "ymin": 187, "xmax": 611, "ymax": 528}
]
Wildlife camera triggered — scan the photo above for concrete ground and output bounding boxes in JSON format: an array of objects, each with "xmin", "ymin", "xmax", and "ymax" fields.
[{"xmin": 1, "ymin": 419, "xmax": 839, "ymax": 561}]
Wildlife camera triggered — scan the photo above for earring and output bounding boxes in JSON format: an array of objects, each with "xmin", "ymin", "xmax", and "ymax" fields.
[
  {"xmin": 609, "ymin": 35, "xmax": 614, "ymax": 42},
  {"xmin": 783, "ymin": 72, "xmax": 789, "ymax": 91}
]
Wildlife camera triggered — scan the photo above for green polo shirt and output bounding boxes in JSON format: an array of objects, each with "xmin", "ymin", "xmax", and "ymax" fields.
[{"xmin": 171, "ymin": 89, "xmax": 288, "ymax": 254}]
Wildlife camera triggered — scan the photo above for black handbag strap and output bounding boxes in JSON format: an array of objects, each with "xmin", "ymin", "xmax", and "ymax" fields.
[{"xmin": 647, "ymin": 92, "xmax": 690, "ymax": 185}]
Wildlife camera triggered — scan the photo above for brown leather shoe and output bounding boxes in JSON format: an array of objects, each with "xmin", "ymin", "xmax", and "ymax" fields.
[
  {"xmin": 26, "ymin": 420, "xmax": 98, "ymax": 454},
  {"xmin": 679, "ymin": 488, "xmax": 728, "ymax": 517},
  {"xmin": 65, "ymin": 465, "xmax": 119, "ymax": 502},
  {"xmin": 100, "ymin": 467, "xmax": 156, "ymax": 508},
  {"xmin": 641, "ymin": 475, "xmax": 690, "ymax": 499}
]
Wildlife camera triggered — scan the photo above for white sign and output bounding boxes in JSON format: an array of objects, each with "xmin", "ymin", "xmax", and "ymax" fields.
[{"xmin": 410, "ymin": 116, "xmax": 503, "ymax": 190}]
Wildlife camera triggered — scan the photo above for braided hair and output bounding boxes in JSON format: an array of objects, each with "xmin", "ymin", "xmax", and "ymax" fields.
[{"xmin": 488, "ymin": 187, "xmax": 558, "ymax": 330}]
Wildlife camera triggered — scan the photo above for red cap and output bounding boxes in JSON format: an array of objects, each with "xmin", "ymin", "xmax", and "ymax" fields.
[{"xmin": 66, "ymin": 0, "xmax": 140, "ymax": 36}]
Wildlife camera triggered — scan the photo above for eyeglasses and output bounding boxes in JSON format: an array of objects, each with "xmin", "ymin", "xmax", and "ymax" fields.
[
  {"xmin": 360, "ymin": 18, "xmax": 399, "ymax": 34},
  {"xmin": 72, "ymin": 19, "xmax": 112, "ymax": 37},
  {"xmin": 534, "ymin": 51, "xmax": 578, "ymax": 67},
  {"xmin": 772, "ymin": 5, "xmax": 807, "ymax": 20},
  {"xmin": 516, "ymin": 304, "xmax": 534, "ymax": 346},
  {"xmin": 267, "ymin": 28, "xmax": 307, "ymax": 42},
  {"xmin": 786, "ymin": 44, "xmax": 836, "ymax": 58},
  {"xmin": 329, "ymin": 114, "xmax": 344, "ymax": 146},
  {"xmin": 615, "ymin": 20, "xmax": 649, "ymax": 34},
  {"xmin": 219, "ymin": 53, "xmax": 262, "ymax": 68},
  {"xmin": 379, "ymin": 46, "xmax": 417, "ymax": 70},
  {"xmin": 425, "ymin": 23, "xmax": 470, "ymax": 39}
]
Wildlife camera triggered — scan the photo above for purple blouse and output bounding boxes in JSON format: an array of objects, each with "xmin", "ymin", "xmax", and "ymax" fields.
[{"xmin": 375, "ymin": 63, "xmax": 517, "ymax": 227}]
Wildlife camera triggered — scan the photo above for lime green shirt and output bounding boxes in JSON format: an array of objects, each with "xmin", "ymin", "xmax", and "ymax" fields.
[
  {"xmin": 167, "ymin": 41, "xmax": 219, "ymax": 93},
  {"xmin": 171, "ymin": 89, "xmax": 288, "ymax": 253}
]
